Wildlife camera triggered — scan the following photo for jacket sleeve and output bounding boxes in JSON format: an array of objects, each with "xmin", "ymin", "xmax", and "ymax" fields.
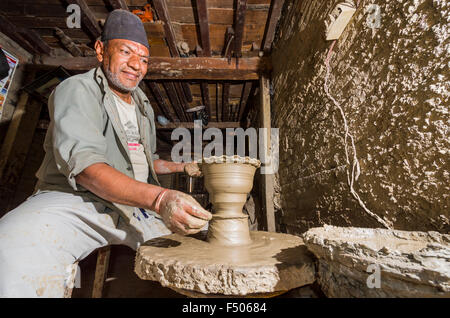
[{"xmin": 49, "ymin": 77, "xmax": 112, "ymax": 191}]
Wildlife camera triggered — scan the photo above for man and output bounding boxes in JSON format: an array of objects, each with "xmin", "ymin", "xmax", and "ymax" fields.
[{"xmin": 0, "ymin": 10, "xmax": 212, "ymax": 297}]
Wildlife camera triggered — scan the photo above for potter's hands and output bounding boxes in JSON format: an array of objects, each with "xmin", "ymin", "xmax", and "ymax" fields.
[
  {"xmin": 157, "ymin": 190, "xmax": 212, "ymax": 235},
  {"xmin": 184, "ymin": 162, "xmax": 202, "ymax": 177}
]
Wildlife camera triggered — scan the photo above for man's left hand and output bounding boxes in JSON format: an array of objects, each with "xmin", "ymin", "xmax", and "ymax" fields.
[{"xmin": 184, "ymin": 162, "xmax": 202, "ymax": 177}]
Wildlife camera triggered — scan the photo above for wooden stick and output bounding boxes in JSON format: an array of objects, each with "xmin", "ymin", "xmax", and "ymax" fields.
[{"xmin": 259, "ymin": 75, "xmax": 275, "ymax": 232}]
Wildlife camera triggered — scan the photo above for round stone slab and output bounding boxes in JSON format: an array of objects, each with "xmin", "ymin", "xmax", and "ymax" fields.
[{"xmin": 135, "ymin": 231, "xmax": 315, "ymax": 296}]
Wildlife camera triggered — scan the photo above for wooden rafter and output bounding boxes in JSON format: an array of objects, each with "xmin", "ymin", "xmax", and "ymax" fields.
[
  {"xmin": 32, "ymin": 56, "xmax": 269, "ymax": 80},
  {"xmin": 240, "ymin": 81, "xmax": 258, "ymax": 125},
  {"xmin": 153, "ymin": 0, "xmax": 179, "ymax": 57},
  {"xmin": 222, "ymin": 83, "xmax": 230, "ymax": 122},
  {"xmin": 218, "ymin": 1, "xmax": 247, "ymax": 122},
  {"xmin": 153, "ymin": 0, "xmax": 194, "ymax": 116},
  {"xmin": 147, "ymin": 81, "xmax": 177, "ymax": 122},
  {"xmin": 261, "ymin": 0, "xmax": 285, "ymax": 53},
  {"xmin": 233, "ymin": 0, "xmax": 248, "ymax": 58},
  {"xmin": 139, "ymin": 81, "xmax": 163, "ymax": 118},
  {"xmin": 195, "ymin": 0, "xmax": 213, "ymax": 120},
  {"xmin": 181, "ymin": 82, "xmax": 193, "ymax": 103},
  {"xmin": 65, "ymin": 0, "xmax": 101, "ymax": 40},
  {"xmin": 18, "ymin": 29, "xmax": 52, "ymax": 55},
  {"xmin": 54, "ymin": 28, "xmax": 83, "ymax": 57},
  {"xmin": 0, "ymin": 14, "xmax": 39, "ymax": 55},
  {"xmin": 156, "ymin": 122, "xmax": 241, "ymax": 130},
  {"xmin": 174, "ymin": 81, "xmax": 191, "ymax": 120},
  {"xmin": 195, "ymin": 46, "xmax": 212, "ymax": 121},
  {"xmin": 195, "ymin": 0, "xmax": 212, "ymax": 56},
  {"xmin": 237, "ymin": 81, "xmax": 252, "ymax": 121},
  {"xmin": 106, "ymin": 0, "xmax": 129, "ymax": 11},
  {"xmin": 216, "ymin": 83, "xmax": 221, "ymax": 122},
  {"xmin": 163, "ymin": 82, "xmax": 187, "ymax": 122}
]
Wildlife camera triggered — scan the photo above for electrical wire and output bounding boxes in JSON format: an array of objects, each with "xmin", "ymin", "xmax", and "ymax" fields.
[{"xmin": 323, "ymin": 1, "xmax": 392, "ymax": 229}]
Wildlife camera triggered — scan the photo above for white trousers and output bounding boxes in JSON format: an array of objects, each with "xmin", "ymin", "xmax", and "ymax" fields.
[{"xmin": 0, "ymin": 189, "xmax": 172, "ymax": 298}]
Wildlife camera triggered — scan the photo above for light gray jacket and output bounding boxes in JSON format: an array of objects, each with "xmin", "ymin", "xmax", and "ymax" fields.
[{"xmin": 35, "ymin": 66, "xmax": 160, "ymax": 232}]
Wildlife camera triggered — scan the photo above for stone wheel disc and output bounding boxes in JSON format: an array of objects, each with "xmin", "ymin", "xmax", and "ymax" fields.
[{"xmin": 135, "ymin": 231, "xmax": 315, "ymax": 296}]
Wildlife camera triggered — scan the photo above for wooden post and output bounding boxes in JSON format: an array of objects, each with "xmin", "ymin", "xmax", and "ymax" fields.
[
  {"xmin": 91, "ymin": 246, "xmax": 111, "ymax": 298},
  {"xmin": 259, "ymin": 75, "xmax": 275, "ymax": 232}
]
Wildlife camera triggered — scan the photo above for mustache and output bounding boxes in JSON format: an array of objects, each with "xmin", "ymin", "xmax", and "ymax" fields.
[{"xmin": 120, "ymin": 67, "xmax": 143, "ymax": 80}]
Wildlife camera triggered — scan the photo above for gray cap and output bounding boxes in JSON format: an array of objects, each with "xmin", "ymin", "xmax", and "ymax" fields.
[{"xmin": 101, "ymin": 9, "xmax": 149, "ymax": 50}]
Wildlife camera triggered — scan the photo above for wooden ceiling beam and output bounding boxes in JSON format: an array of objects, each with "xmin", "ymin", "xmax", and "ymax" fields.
[
  {"xmin": 194, "ymin": 0, "xmax": 213, "ymax": 120},
  {"xmin": 153, "ymin": 0, "xmax": 179, "ymax": 57},
  {"xmin": 156, "ymin": 122, "xmax": 241, "ymax": 130},
  {"xmin": 261, "ymin": 0, "xmax": 285, "ymax": 53},
  {"xmin": 106, "ymin": 0, "xmax": 129, "ymax": 11},
  {"xmin": 139, "ymin": 81, "xmax": 163, "ymax": 118},
  {"xmin": 65, "ymin": 0, "xmax": 102, "ymax": 40},
  {"xmin": 195, "ymin": 46, "xmax": 212, "ymax": 121},
  {"xmin": 0, "ymin": 14, "xmax": 39, "ymax": 55},
  {"xmin": 222, "ymin": 83, "xmax": 230, "ymax": 122},
  {"xmin": 219, "ymin": 0, "xmax": 247, "ymax": 122},
  {"xmin": 237, "ymin": 81, "xmax": 252, "ymax": 121},
  {"xmin": 181, "ymin": 81, "xmax": 193, "ymax": 103},
  {"xmin": 195, "ymin": 0, "xmax": 212, "ymax": 57},
  {"xmin": 173, "ymin": 80, "xmax": 191, "ymax": 120},
  {"xmin": 153, "ymin": 0, "xmax": 194, "ymax": 115},
  {"xmin": 233, "ymin": 0, "xmax": 248, "ymax": 58},
  {"xmin": 54, "ymin": 27, "xmax": 83, "ymax": 57},
  {"xmin": 216, "ymin": 83, "xmax": 221, "ymax": 122},
  {"xmin": 146, "ymin": 56, "xmax": 268, "ymax": 80},
  {"xmin": 32, "ymin": 56, "xmax": 270, "ymax": 80},
  {"xmin": 147, "ymin": 81, "xmax": 177, "ymax": 122},
  {"xmin": 17, "ymin": 28, "xmax": 52, "ymax": 55},
  {"xmin": 240, "ymin": 81, "xmax": 258, "ymax": 125},
  {"xmin": 163, "ymin": 82, "xmax": 187, "ymax": 122}
]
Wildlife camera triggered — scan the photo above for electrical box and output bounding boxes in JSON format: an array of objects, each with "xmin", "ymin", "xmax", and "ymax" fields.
[{"xmin": 325, "ymin": 1, "xmax": 357, "ymax": 40}]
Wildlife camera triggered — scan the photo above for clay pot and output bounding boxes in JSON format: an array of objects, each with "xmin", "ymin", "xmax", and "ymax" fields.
[{"xmin": 201, "ymin": 157, "xmax": 260, "ymax": 246}]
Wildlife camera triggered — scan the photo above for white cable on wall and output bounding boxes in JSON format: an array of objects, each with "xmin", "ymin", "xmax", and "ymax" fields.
[{"xmin": 324, "ymin": 38, "xmax": 392, "ymax": 229}]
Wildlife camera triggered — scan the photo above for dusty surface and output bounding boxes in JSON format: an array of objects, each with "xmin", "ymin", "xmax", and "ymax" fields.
[
  {"xmin": 271, "ymin": 0, "xmax": 450, "ymax": 233},
  {"xmin": 303, "ymin": 225, "xmax": 450, "ymax": 297},
  {"xmin": 135, "ymin": 231, "xmax": 315, "ymax": 295}
]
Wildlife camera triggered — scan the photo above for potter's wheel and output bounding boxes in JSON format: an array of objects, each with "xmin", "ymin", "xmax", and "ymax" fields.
[
  {"xmin": 134, "ymin": 231, "xmax": 315, "ymax": 296},
  {"xmin": 135, "ymin": 157, "xmax": 315, "ymax": 296}
]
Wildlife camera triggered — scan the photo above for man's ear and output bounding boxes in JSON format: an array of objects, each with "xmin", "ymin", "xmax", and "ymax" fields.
[{"xmin": 94, "ymin": 40, "xmax": 104, "ymax": 63}]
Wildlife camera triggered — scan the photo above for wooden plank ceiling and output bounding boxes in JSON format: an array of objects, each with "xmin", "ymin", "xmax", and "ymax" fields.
[{"xmin": 0, "ymin": 0, "xmax": 284, "ymax": 126}]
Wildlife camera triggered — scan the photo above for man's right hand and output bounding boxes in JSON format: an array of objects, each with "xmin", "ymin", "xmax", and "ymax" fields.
[{"xmin": 157, "ymin": 190, "xmax": 212, "ymax": 235}]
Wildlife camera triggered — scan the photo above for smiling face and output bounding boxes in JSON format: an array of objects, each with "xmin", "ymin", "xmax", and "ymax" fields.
[{"xmin": 95, "ymin": 38, "xmax": 149, "ymax": 94}]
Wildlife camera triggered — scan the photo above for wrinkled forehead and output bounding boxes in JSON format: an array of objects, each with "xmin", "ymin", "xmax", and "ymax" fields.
[{"xmin": 107, "ymin": 38, "xmax": 150, "ymax": 57}]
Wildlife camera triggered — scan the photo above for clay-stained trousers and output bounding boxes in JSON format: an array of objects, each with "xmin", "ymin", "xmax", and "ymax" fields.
[{"xmin": 0, "ymin": 189, "xmax": 172, "ymax": 298}]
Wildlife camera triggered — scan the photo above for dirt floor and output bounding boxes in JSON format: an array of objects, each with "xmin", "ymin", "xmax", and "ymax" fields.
[{"xmin": 71, "ymin": 245, "xmax": 322, "ymax": 298}]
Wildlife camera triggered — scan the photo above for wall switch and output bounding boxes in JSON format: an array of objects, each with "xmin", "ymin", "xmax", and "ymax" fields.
[{"xmin": 325, "ymin": 2, "xmax": 356, "ymax": 40}]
